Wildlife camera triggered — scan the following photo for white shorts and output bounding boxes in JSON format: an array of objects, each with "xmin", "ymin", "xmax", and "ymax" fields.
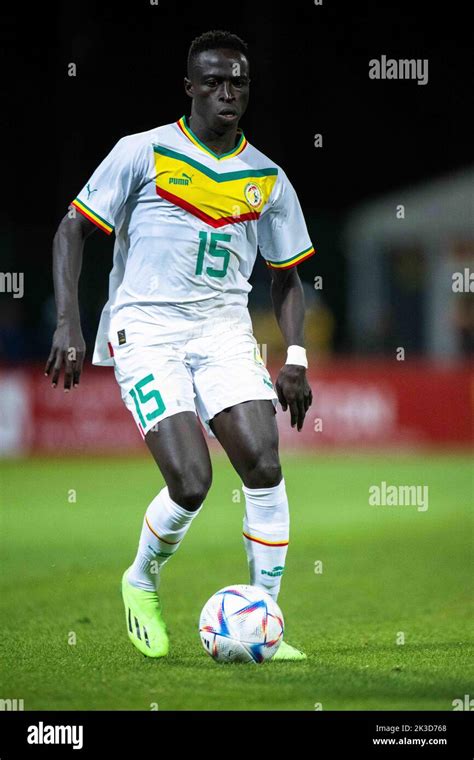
[{"xmin": 109, "ymin": 318, "xmax": 279, "ymax": 440}]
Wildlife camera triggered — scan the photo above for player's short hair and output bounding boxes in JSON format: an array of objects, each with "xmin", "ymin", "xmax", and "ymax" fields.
[{"xmin": 187, "ymin": 30, "xmax": 249, "ymax": 78}]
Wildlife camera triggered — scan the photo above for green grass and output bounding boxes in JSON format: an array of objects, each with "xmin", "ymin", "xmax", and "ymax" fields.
[{"xmin": 0, "ymin": 452, "xmax": 472, "ymax": 711}]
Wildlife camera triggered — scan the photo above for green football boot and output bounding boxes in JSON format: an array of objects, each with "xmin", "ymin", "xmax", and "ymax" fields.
[
  {"xmin": 272, "ymin": 640, "xmax": 307, "ymax": 661},
  {"xmin": 121, "ymin": 568, "xmax": 169, "ymax": 658}
]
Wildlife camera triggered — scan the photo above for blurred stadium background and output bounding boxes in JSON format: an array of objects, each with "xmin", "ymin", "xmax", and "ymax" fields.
[
  {"xmin": 1, "ymin": 2, "xmax": 473, "ymax": 456},
  {"xmin": 0, "ymin": 1, "xmax": 472, "ymax": 711}
]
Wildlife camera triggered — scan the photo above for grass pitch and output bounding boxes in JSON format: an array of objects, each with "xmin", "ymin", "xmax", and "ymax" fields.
[{"xmin": 0, "ymin": 452, "xmax": 472, "ymax": 710}]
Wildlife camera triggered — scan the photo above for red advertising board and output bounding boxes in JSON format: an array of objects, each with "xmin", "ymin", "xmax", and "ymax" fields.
[{"xmin": 0, "ymin": 361, "xmax": 472, "ymax": 456}]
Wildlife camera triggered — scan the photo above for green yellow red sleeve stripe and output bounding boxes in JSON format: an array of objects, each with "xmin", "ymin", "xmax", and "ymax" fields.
[
  {"xmin": 71, "ymin": 198, "xmax": 114, "ymax": 235},
  {"xmin": 265, "ymin": 244, "xmax": 316, "ymax": 269}
]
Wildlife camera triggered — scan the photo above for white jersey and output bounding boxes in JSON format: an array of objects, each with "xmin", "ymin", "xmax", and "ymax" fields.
[{"xmin": 71, "ymin": 114, "xmax": 315, "ymax": 365}]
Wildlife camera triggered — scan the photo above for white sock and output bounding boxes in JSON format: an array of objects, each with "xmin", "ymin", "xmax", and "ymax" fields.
[
  {"xmin": 242, "ymin": 477, "xmax": 289, "ymax": 602},
  {"xmin": 127, "ymin": 485, "xmax": 204, "ymax": 591}
]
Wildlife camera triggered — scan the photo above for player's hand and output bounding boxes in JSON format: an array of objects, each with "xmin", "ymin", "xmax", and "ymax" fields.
[
  {"xmin": 275, "ymin": 364, "xmax": 313, "ymax": 432},
  {"xmin": 44, "ymin": 321, "xmax": 86, "ymax": 391}
]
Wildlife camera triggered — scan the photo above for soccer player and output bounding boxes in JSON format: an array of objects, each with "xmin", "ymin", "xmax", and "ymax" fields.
[{"xmin": 45, "ymin": 30, "xmax": 315, "ymax": 661}]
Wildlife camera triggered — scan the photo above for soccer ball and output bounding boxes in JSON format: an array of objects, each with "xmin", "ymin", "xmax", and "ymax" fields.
[{"xmin": 199, "ymin": 584, "xmax": 284, "ymax": 663}]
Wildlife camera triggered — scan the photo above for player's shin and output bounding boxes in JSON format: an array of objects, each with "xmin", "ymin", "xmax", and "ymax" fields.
[
  {"xmin": 127, "ymin": 485, "xmax": 204, "ymax": 591},
  {"xmin": 241, "ymin": 478, "xmax": 289, "ymax": 602}
]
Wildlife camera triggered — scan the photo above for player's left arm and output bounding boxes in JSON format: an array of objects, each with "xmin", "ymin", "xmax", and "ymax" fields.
[{"xmin": 270, "ymin": 266, "xmax": 313, "ymax": 432}]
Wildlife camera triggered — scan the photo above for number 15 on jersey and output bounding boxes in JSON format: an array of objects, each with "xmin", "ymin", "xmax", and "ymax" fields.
[{"xmin": 195, "ymin": 232, "xmax": 232, "ymax": 278}]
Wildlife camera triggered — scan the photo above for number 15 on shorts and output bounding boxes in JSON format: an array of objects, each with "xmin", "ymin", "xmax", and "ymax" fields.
[{"xmin": 129, "ymin": 374, "xmax": 166, "ymax": 428}]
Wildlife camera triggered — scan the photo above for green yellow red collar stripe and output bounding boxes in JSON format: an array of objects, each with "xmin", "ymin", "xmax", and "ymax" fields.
[
  {"xmin": 154, "ymin": 145, "xmax": 276, "ymax": 181},
  {"xmin": 177, "ymin": 114, "xmax": 248, "ymax": 160},
  {"xmin": 265, "ymin": 245, "xmax": 316, "ymax": 269},
  {"xmin": 71, "ymin": 198, "xmax": 114, "ymax": 235}
]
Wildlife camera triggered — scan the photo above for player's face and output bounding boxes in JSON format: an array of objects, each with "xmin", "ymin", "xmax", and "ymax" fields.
[{"xmin": 186, "ymin": 48, "xmax": 250, "ymax": 128}]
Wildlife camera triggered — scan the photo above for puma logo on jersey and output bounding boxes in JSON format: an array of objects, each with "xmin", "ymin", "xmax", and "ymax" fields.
[
  {"xmin": 169, "ymin": 172, "xmax": 193, "ymax": 186},
  {"xmin": 86, "ymin": 183, "xmax": 98, "ymax": 200}
]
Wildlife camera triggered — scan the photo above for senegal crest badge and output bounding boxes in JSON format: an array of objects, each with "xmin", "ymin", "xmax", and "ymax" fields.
[{"xmin": 244, "ymin": 182, "xmax": 263, "ymax": 210}]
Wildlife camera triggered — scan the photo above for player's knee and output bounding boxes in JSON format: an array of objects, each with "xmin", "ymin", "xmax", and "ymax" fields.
[
  {"xmin": 169, "ymin": 468, "xmax": 212, "ymax": 511},
  {"xmin": 244, "ymin": 460, "xmax": 282, "ymax": 489}
]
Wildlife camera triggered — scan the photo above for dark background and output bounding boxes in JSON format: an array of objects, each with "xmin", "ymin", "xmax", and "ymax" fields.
[{"xmin": 1, "ymin": 0, "xmax": 472, "ymax": 360}]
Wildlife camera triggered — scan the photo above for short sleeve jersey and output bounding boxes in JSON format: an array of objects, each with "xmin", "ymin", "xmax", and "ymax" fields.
[{"xmin": 71, "ymin": 115, "xmax": 316, "ymax": 365}]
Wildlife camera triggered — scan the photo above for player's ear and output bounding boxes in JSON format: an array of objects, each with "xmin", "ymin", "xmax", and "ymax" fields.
[{"xmin": 183, "ymin": 76, "xmax": 193, "ymax": 96}]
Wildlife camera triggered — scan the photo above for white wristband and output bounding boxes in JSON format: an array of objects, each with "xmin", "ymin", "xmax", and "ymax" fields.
[{"xmin": 285, "ymin": 345, "xmax": 308, "ymax": 368}]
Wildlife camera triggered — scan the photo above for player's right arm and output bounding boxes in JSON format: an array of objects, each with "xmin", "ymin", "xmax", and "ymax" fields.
[
  {"xmin": 45, "ymin": 134, "xmax": 146, "ymax": 390},
  {"xmin": 45, "ymin": 211, "xmax": 97, "ymax": 390}
]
